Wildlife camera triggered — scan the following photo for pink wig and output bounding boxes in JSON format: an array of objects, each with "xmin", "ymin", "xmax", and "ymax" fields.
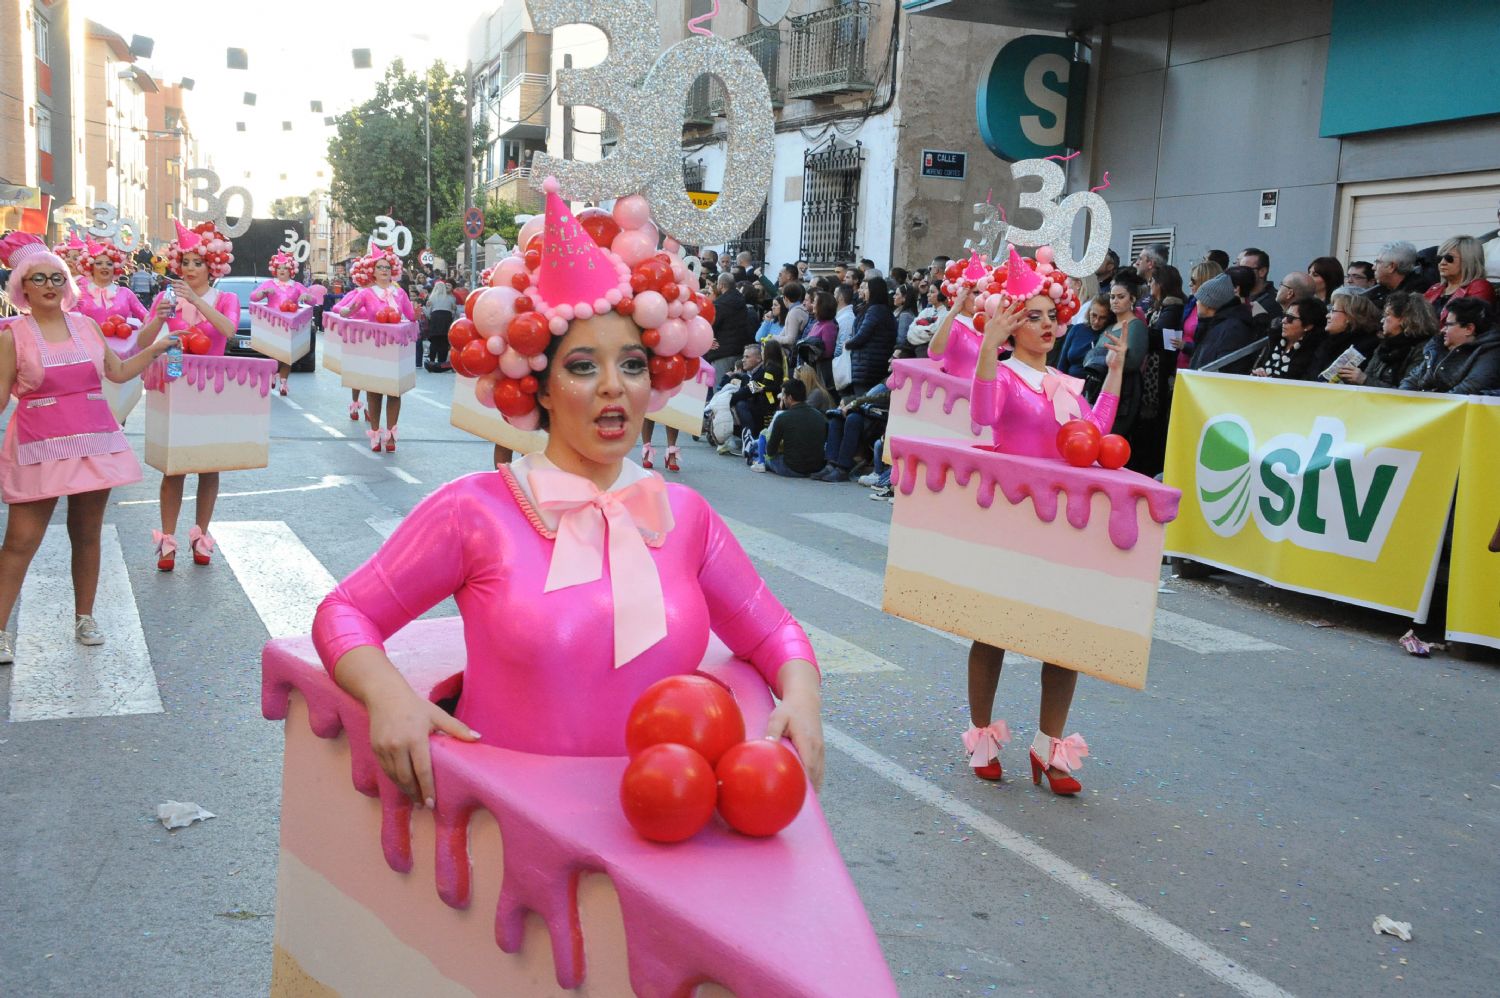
[
  {"xmin": 84, "ymin": 239, "xmax": 130, "ymax": 276},
  {"xmin": 350, "ymin": 245, "xmax": 402, "ymax": 287},
  {"xmin": 2, "ymin": 233, "xmax": 80, "ymax": 312}
]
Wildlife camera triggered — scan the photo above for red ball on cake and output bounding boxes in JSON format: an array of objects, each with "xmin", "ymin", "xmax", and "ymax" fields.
[
  {"xmin": 448, "ymin": 318, "xmax": 478, "ymax": 351},
  {"xmin": 1097, "ymin": 434, "xmax": 1131, "ymax": 470},
  {"xmin": 715, "ymin": 740, "xmax": 807, "ymax": 838},
  {"xmin": 624, "ymin": 675, "xmax": 745, "ymax": 767},
  {"xmin": 619, "ymin": 743, "xmax": 718, "ymax": 844}
]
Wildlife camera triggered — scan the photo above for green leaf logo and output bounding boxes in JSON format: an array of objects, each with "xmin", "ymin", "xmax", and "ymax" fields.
[{"xmin": 1197, "ymin": 417, "xmax": 1254, "ymax": 536}]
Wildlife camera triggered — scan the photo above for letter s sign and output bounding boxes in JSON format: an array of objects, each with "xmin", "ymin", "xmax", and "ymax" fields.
[{"xmin": 977, "ymin": 35, "xmax": 1088, "ymax": 162}]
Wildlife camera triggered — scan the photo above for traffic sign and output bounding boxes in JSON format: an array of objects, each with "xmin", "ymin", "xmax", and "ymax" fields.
[
  {"xmin": 419, "ymin": 247, "xmax": 435, "ymax": 268},
  {"xmin": 463, "ymin": 206, "xmax": 484, "ymax": 240}
]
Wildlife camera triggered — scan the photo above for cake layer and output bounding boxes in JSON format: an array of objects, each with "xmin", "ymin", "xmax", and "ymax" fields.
[
  {"xmin": 250, "ymin": 324, "xmax": 311, "ymax": 365},
  {"xmin": 143, "ymin": 354, "xmax": 277, "ymax": 396},
  {"xmin": 262, "ymin": 620, "xmax": 897, "ymax": 998},
  {"xmin": 887, "ymin": 359, "xmax": 983, "ymax": 442},
  {"xmin": 449, "ymin": 376, "xmax": 548, "ymax": 453},
  {"xmin": 322, "ymin": 330, "xmax": 343, "ymax": 374},
  {"xmin": 340, "ymin": 350, "xmax": 416, "ymax": 397},
  {"xmin": 143, "ymin": 359, "xmax": 273, "ymax": 474},
  {"xmin": 102, "ymin": 377, "xmax": 142, "ymax": 423},
  {"xmin": 144, "ymin": 439, "xmax": 269, "ymax": 475},
  {"xmin": 884, "ymin": 565, "xmax": 1151, "ymax": 689}
]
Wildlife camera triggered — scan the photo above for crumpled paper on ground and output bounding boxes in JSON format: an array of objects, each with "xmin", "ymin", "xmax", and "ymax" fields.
[
  {"xmin": 157, "ymin": 801, "xmax": 215, "ymax": 830},
  {"xmin": 1372, "ymin": 915, "xmax": 1412, "ymax": 941}
]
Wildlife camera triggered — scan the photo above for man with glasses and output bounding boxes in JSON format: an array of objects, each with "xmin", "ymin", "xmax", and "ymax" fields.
[
  {"xmin": 1368, "ymin": 240, "xmax": 1426, "ymax": 310},
  {"xmin": 1346, "ymin": 261, "xmax": 1376, "ymax": 289}
]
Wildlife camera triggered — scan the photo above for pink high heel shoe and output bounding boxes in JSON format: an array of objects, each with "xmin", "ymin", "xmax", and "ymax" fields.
[
  {"xmin": 641, "ymin": 442, "xmax": 655, "ymax": 469},
  {"xmin": 665, "ymin": 445, "xmax": 682, "ymax": 472},
  {"xmin": 367, "ymin": 427, "xmax": 384, "ymax": 452},
  {"xmin": 152, "ymin": 530, "xmax": 177, "ymax": 572}
]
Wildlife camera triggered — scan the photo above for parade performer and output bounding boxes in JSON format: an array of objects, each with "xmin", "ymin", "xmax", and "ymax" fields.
[
  {"xmin": 72, "ymin": 238, "xmax": 148, "ymax": 329},
  {"xmin": 952, "ymin": 247, "xmax": 1124, "ymax": 793},
  {"xmin": 0, "ymin": 234, "xmax": 178, "ymax": 662},
  {"xmin": 135, "ymin": 220, "xmax": 240, "ymax": 571},
  {"xmin": 312, "ymin": 178, "xmax": 823, "ymax": 804},
  {"xmin": 250, "ymin": 251, "xmax": 313, "ymax": 396},
  {"xmin": 53, "ymin": 231, "xmax": 89, "ymax": 279},
  {"xmin": 927, "ymin": 252, "xmax": 993, "ymax": 379},
  {"xmin": 335, "ymin": 246, "xmax": 413, "ymax": 449},
  {"xmin": 639, "ymin": 418, "xmax": 682, "ymax": 472}
]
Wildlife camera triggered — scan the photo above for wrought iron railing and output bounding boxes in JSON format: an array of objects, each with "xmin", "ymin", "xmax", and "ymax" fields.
[
  {"xmin": 682, "ymin": 158, "xmax": 706, "ymax": 191},
  {"xmin": 708, "ymin": 24, "xmax": 783, "ymax": 116},
  {"xmin": 787, "ymin": 2, "xmax": 875, "ymax": 99},
  {"xmin": 489, "ymin": 167, "xmax": 544, "ymax": 214},
  {"xmin": 800, "ymin": 140, "xmax": 862, "ymax": 266}
]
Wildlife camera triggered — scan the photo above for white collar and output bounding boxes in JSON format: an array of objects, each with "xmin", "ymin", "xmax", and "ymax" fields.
[
  {"xmin": 1001, "ymin": 355, "xmax": 1050, "ymax": 391},
  {"xmin": 511, "ymin": 453, "xmax": 655, "ymax": 531}
]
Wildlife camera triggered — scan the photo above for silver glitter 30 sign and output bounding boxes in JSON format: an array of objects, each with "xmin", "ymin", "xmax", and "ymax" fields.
[
  {"xmin": 1002, "ymin": 158, "xmax": 1110, "ymax": 279},
  {"xmin": 526, "ymin": 0, "xmax": 775, "ymax": 247}
]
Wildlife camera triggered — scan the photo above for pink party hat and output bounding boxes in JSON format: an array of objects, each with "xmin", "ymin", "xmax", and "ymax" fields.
[
  {"xmin": 0, "ymin": 231, "xmax": 49, "ymax": 268},
  {"xmin": 535, "ymin": 177, "xmax": 621, "ymax": 309},
  {"xmin": 962, "ymin": 251, "xmax": 989, "ymax": 283},
  {"xmin": 1003, "ymin": 245, "xmax": 1043, "ymax": 300},
  {"xmin": 85, "ymin": 238, "xmax": 104, "ymax": 257},
  {"xmin": 66, "ymin": 231, "xmax": 86, "ymax": 250},
  {"xmin": 173, "ymin": 219, "xmax": 203, "ymax": 251}
]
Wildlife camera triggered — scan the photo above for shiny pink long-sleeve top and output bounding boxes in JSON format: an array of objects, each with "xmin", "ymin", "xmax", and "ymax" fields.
[
  {"xmin": 312, "ymin": 470, "xmax": 818, "ymax": 756},
  {"xmin": 74, "ymin": 283, "xmax": 148, "ymax": 325},
  {"xmin": 251, "ymin": 279, "xmax": 308, "ymax": 310},
  {"xmin": 971, "ymin": 365, "xmax": 1119, "ymax": 459},
  {"xmin": 337, "ymin": 285, "xmax": 414, "ymax": 321}
]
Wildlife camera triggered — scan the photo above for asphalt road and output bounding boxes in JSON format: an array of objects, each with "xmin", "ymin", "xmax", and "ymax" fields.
[{"xmin": 1, "ymin": 358, "xmax": 1496, "ymax": 997}]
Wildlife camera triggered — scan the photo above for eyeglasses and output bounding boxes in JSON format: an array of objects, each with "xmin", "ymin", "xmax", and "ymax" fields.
[
  {"xmin": 1284, "ymin": 315, "xmax": 1302, "ymax": 324},
  {"xmin": 1330, "ymin": 308, "xmax": 1347, "ymax": 315},
  {"xmin": 26, "ymin": 273, "xmax": 69, "ymax": 287},
  {"xmin": 1440, "ymin": 254, "xmax": 1456, "ymax": 264}
]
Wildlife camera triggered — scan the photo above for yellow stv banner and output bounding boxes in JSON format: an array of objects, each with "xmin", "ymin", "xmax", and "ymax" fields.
[
  {"xmin": 1447, "ymin": 399, "xmax": 1500, "ymax": 649},
  {"xmin": 1163, "ymin": 373, "xmax": 1468, "ymax": 617}
]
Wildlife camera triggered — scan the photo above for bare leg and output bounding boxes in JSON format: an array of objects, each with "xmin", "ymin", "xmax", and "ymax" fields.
[
  {"xmin": 385, "ymin": 395, "xmax": 401, "ymax": 430},
  {"xmin": 0, "ymin": 497, "xmax": 60, "ymax": 628},
  {"xmin": 160, "ymin": 474, "xmax": 187, "ymax": 535},
  {"xmin": 278, "ymin": 361, "xmax": 290, "ymax": 380},
  {"xmin": 665, "ymin": 426, "xmax": 679, "ymax": 447},
  {"xmin": 641, "ymin": 419, "xmax": 656, "ymax": 447},
  {"xmin": 194, "ymin": 473, "xmax": 221, "ymax": 532},
  {"xmin": 65, "ymin": 490, "xmax": 110, "ymax": 616},
  {"xmin": 1039, "ymin": 663, "xmax": 1080, "ymax": 777},
  {"xmin": 493, "ymin": 444, "xmax": 514, "ymax": 469},
  {"xmin": 351, "ymin": 387, "xmax": 361, "ymax": 406},
  {"xmin": 367, "ymin": 392, "xmax": 385, "ymax": 431},
  {"xmin": 967, "ymin": 640, "xmax": 1004, "ymax": 727}
]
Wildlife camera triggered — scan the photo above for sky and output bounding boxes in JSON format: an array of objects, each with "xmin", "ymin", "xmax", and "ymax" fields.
[{"xmin": 81, "ymin": 0, "xmax": 497, "ymax": 207}]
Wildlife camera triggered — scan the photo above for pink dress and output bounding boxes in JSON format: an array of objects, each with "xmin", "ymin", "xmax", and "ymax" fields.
[
  {"xmin": 971, "ymin": 357, "xmax": 1118, "ymax": 459},
  {"xmin": 147, "ymin": 289, "xmax": 241, "ymax": 356},
  {"xmin": 73, "ymin": 281, "xmax": 148, "ymax": 327},
  {"xmin": 312, "ymin": 467, "xmax": 817, "ymax": 756},
  {"xmin": 337, "ymin": 284, "xmax": 414, "ymax": 322},
  {"xmin": 931, "ymin": 314, "xmax": 992, "ymax": 380},
  {"xmin": 1, "ymin": 314, "xmax": 142, "ymax": 504},
  {"xmin": 252, "ymin": 279, "xmax": 309, "ymax": 311}
]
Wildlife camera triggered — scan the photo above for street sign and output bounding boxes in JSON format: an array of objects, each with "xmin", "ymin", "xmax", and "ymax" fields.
[
  {"xmin": 419, "ymin": 247, "xmax": 435, "ymax": 268},
  {"xmin": 920, "ymin": 150, "xmax": 967, "ymax": 180},
  {"xmin": 977, "ymin": 35, "xmax": 1089, "ymax": 162},
  {"xmin": 463, "ymin": 206, "xmax": 484, "ymax": 240},
  {"xmin": 687, "ymin": 191, "xmax": 719, "ymax": 210}
]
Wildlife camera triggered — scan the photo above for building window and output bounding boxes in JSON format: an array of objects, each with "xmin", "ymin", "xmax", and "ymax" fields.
[
  {"xmin": 725, "ymin": 201, "xmax": 769, "ymax": 267},
  {"xmin": 502, "ymin": 39, "xmax": 526, "ymax": 86},
  {"xmin": 800, "ymin": 139, "xmax": 863, "ymax": 267},
  {"xmin": 34, "ymin": 9, "xmax": 49, "ymax": 64},
  {"xmin": 35, "ymin": 106, "xmax": 52, "ymax": 153}
]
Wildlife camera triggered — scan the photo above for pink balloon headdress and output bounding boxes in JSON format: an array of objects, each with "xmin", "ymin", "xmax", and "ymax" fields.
[
  {"xmin": 455, "ymin": 176, "xmax": 714, "ymax": 431},
  {"xmin": 84, "ymin": 238, "xmax": 128, "ymax": 274},
  {"xmin": 169, "ymin": 219, "xmax": 233, "ymax": 279},
  {"xmin": 2, "ymin": 232, "xmax": 78, "ymax": 312},
  {"xmin": 972, "ymin": 245, "xmax": 1080, "ymax": 329},
  {"xmin": 350, "ymin": 244, "xmax": 402, "ymax": 287},
  {"xmin": 268, "ymin": 250, "xmax": 296, "ymax": 273}
]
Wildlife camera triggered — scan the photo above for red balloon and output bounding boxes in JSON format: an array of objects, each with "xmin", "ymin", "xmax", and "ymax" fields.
[
  {"xmin": 518, "ymin": 374, "xmax": 538, "ymax": 395},
  {"xmin": 624, "ymin": 675, "xmax": 746, "ymax": 766},
  {"xmin": 450, "ymin": 350, "xmax": 473, "ymax": 378},
  {"xmin": 944, "ymin": 260, "xmax": 964, "ymax": 281},
  {"xmin": 510, "ymin": 272, "xmax": 530, "ymax": 292},
  {"xmin": 513, "ymin": 295, "xmax": 533, "ymax": 313},
  {"xmin": 632, "ymin": 258, "xmax": 672, "ymax": 293},
  {"xmin": 507, "ymin": 312, "xmax": 550, "ymax": 356},
  {"xmin": 460, "ymin": 338, "xmax": 498, "ymax": 376},
  {"xmin": 973, "ymin": 312, "xmax": 987, "ymax": 332},
  {"xmin": 619, "ymin": 744, "xmax": 717, "ymax": 844},
  {"xmin": 576, "ymin": 207, "xmax": 621, "ymax": 248},
  {"xmin": 630, "ymin": 272, "xmax": 652, "ymax": 295},
  {"xmin": 1061, "ymin": 431, "xmax": 1101, "ymax": 468},
  {"xmin": 525, "ymin": 233, "xmax": 543, "ymax": 256},
  {"xmin": 640, "ymin": 328, "xmax": 661, "ymax": 350},
  {"xmin": 493, "ymin": 378, "xmax": 537, "ymax": 417},
  {"xmin": 184, "ymin": 331, "xmax": 212, "ymax": 355},
  {"xmin": 448, "ymin": 317, "xmax": 478, "ymax": 352},
  {"xmin": 696, "ymin": 299, "xmax": 715, "ymax": 324},
  {"xmin": 377, "ymin": 306, "xmax": 399, "ymax": 324},
  {"xmin": 649, "ymin": 353, "xmax": 685, "ymax": 390},
  {"xmin": 464, "ymin": 292, "xmax": 480, "ymax": 320},
  {"xmin": 1098, "ymin": 434, "xmax": 1131, "ymax": 470},
  {"xmin": 453, "ymin": 287, "xmax": 468, "ymax": 305},
  {"xmin": 616, "ymin": 296, "xmax": 635, "ymax": 317},
  {"xmin": 660, "ymin": 282, "xmax": 680, "ymax": 302},
  {"xmin": 715, "ymin": 740, "xmax": 807, "ymax": 838},
  {"xmin": 279, "ymin": 299, "xmax": 298, "ymax": 313},
  {"xmin": 523, "ymin": 249, "xmax": 541, "ymax": 271},
  {"xmin": 1055, "ymin": 418, "xmax": 1101, "ymax": 455}
]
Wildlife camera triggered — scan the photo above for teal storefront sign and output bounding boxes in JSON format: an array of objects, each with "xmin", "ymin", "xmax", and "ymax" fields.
[{"xmin": 976, "ymin": 35, "xmax": 1088, "ymax": 162}]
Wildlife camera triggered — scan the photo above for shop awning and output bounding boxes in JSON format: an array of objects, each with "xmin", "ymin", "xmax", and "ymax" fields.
[{"xmin": 902, "ymin": 0, "xmax": 1204, "ymax": 31}]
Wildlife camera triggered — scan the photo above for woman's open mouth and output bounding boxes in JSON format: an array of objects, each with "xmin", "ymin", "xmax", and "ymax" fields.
[{"xmin": 595, "ymin": 406, "xmax": 628, "ymax": 440}]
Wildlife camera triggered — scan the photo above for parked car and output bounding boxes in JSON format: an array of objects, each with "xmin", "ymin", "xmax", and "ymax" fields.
[{"xmin": 215, "ymin": 275, "xmax": 316, "ymax": 372}]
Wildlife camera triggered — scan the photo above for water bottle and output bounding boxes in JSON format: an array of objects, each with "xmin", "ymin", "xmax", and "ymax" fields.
[{"xmin": 162, "ymin": 285, "xmax": 183, "ymax": 379}]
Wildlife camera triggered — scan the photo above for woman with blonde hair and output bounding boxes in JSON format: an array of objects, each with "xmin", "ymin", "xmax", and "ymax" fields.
[
  {"xmin": 793, "ymin": 361, "xmax": 835, "ymax": 411},
  {"xmin": 1424, "ymin": 235, "xmax": 1494, "ymax": 321},
  {"xmin": 1313, "ymin": 287, "xmax": 1382, "ymax": 377},
  {"xmin": 1337, "ymin": 290, "xmax": 1437, "ymax": 388}
]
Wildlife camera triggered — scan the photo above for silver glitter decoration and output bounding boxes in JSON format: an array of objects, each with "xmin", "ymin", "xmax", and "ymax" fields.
[
  {"xmin": 639, "ymin": 36, "xmax": 774, "ymax": 246},
  {"xmin": 1001, "ymin": 158, "xmax": 1110, "ymax": 279},
  {"xmin": 526, "ymin": 0, "xmax": 662, "ymax": 201},
  {"xmin": 963, "ymin": 201, "xmax": 1006, "ymax": 259},
  {"xmin": 183, "ymin": 168, "xmax": 254, "ymax": 239}
]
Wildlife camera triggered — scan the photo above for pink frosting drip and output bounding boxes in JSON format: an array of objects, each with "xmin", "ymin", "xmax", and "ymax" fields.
[
  {"xmin": 887, "ymin": 359, "xmax": 984, "ymax": 435},
  {"xmin": 143, "ymin": 353, "xmax": 277, "ymax": 396},
  {"xmin": 250, "ymin": 302, "xmax": 314, "ymax": 332},
  {"xmin": 889, "ymin": 436, "xmax": 1181, "ymax": 550},
  {"xmin": 261, "ymin": 622, "xmax": 896, "ymax": 998},
  {"xmin": 325, "ymin": 313, "xmax": 422, "ymax": 347}
]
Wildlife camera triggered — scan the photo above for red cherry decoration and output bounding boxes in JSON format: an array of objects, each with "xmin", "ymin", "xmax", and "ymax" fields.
[
  {"xmin": 507, "ymin": 312, "xmax": 551, "ymax": 356},
  {"xmin": 279, "ymin": 299, "xmax": 298, "ymax": 313},
  {"xmin": 624, "ymin": 675, "xmax": 746, "ymax": 767},
  {"xmin": 524, "ymin": 249, "xmax": 541, "ymax": 270},
  {"xmin": 1060, "ymin": 431, "xmax": 1101, "ymax": 468},
  {"xmin": 660, "ymin": 282, "xmax": 681, "ymax": 302},
  {"xmin": 576, "ymin": 207, "xmax": 621, "ymax": 248},
  {"xmin": 510, "ymin": 272, "xmax": 530, "ymax": 292},
  {"xmin": 616, "ymin": 296, "xmax": 635, "ymax": 317},
  {"xmin": 493, "ymin": 378, "xmax": 537, "ymax": 417},
  {"xmin": 973, "ymin": 312, "xmax": 987, "ymax": 332},
  {"xmin": 513, "ymin": 295, "xmax": 533, "ymax": 313},
  {"xmin": 1055, "ymin": 418, "xmax": 1101, "ymax": 455},
  {"xmin": 640, "ymin": 328, "xmax": 661, "ymax": 349},
  {"xmin": 450, "ymin": 350, "xmax": 473, "ymax": 378},
  {"xmin": 524, "ymin": 233, "xmax": 543, "ymax": 256},
  {"xmin": 448, "ymin": 318, "xmax": 478, "ymax": 352},
  {"xmin": 1097, "ymin": 434, "xmax": 1131, "ymax": 470},
  {"xmin": 649, "ymin": 353, "xmax": 685, "ymax": 390},
  {"xmin": 715, "ymin": 740, "xmax": 807, "ymax": 838},
  {"xmin": 619, "ymin": 744, "xmax": 717, "ymax": 844},
  {"xmin": 518, "ymin": 374, "xmax": 538, "ymax": 395},
  {"xmin": 184, "ymin": 331, "xmax": 212, "ymax": 355},
  {"xmin": 630, "ymin": 272, "xmax": 651, "ymax": 295},
  {"xmin": 944, "ymin": 261, "xmax": 964, "ymax": 281},
  {"xmin": 460, "ymin": 338, "xmax": 498, "ymax": 376}
]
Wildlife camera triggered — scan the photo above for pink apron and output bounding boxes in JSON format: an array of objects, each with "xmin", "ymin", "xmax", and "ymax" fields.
[{"xmin": 13, "ymin": 315, "xmax": 130, "ymax": 466}]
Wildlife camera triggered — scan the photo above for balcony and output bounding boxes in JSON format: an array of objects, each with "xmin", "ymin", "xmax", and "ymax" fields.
[
  {"xmin": 496, "ymin": 72, "xmax": 550, "ymax": 140},
  {"xmin": 684, "ymin": 77, "xmax": 714, "ymax": 128},
  {"xmin": 708, "ymin": 24, "xmax": 784, "ymax": 116},
  {"xmin": 787, "ymin": 2, "xmax": 876, "ymax": 99},
  {"xmin": 488, "ymin": 167, "xmax": 545, "ymax": 215}
]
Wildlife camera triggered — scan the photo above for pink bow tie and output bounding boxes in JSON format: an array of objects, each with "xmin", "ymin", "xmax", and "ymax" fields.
[
  {"xmin": 530, "ymin": 468, "xmax": 675, "ymax": 668},
  {"xmin": 1041, "ymin": 371, "xmax": 1086, "ymax": 425}
]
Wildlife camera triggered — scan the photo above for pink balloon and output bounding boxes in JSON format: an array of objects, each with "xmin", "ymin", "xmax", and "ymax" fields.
[
  {"xmin": 517, "ymin": 216, "xmax": 545, "ymax": 252},
  {"xmin": 683, "ymin": 315, "xmax": 713, "ymax": 358},
  {"xmin": 612, "ymin": 194, "xmax": 652, "ymax": 231},
  {"xmin": 475, "ymin": 374, "xmax": 499, "ymax": 408},
  {"xmin": 656, "ymin": 317, "xmax": 688, "ymax": 355},
  {"xmin": 681, "ymin": 301, "xmax": 699, "ymax": 319},
  {"xmin": 471, "ymin": 286, "xmax": 519, "ymax": 336},
  {"xmin": 486, "ymin": 334, "xmax": 506, "ymax": 356},
  {"xmin": 662, "ymin": 238, "xmax": 681, "ymax": 254},
  {"xmin": 611, "ymin": 229, "xmax": 657, "ymax": 267},
  {"xmin": 508, "ymin": 407, "xmax": 542, "ymax": 431},
  {"xmin": 529, "ymin": 352, "xmax": 548, "ymax": 371},
  {"xmin": 499, "ymin": 348, "xmax": 530, "ymax": 379},
  {"xmin": 986, "ymin": 295, "xmax": 1003, "ymax": 317},
  {"xmin": 632, "ymin": 290, "xmax": 669, "ymax": 330},
  {"xmin": 648, "ymin": 388, "xmax": 672, "ymax": 411},
  {"xmin": 1035, "ymin": 245, "xmax": 1055, "ymax": 265},
  {"xmin": 548, "ymin": 315, "xmax": 568, "ymax": 335},
  {"xmin": 494, "ymin": 257, "xmax": 526, "ymax": 287}
]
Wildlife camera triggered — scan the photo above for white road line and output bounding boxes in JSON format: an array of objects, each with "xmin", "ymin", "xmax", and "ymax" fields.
[
  {"xmin": 1154, "ymin": 610, "xmax": 1285, "ymax": 652},
  {"xmin": 346, "ymin": 441, "xmax": 382, "ymax": 462},
  {"xmin": 386, "ymin": 466, "xmax": 421, "ymax": 485},
  {"xmin": 281, "ymin": 397, "xmax": 304, "ymax": 411},
  {"xmin": 116, "ymin": 475, "xmax": 355, "ymax": 507},
  {"xmin": 798, "ymin": 510, "xmax": 889, "ymax": 545},
  {"xmin": 365, "ymin": 516, "xmax": 402, "ymax": 539},
  {"xmin": 214, "ymin": 522, "xmax": 337, "ymax": 640},
  {"xmin": 303, "ymin": 411, "xmax": 345, "ymax": 438},
  {"xmin": 9, "ymin": 525, "xmax": 162, "ymax": 722},
  {"xmin": 406, "ymin": 388, "xmax": 450, "ymax": 412},
  {"xmin": 803, "ymin": 623, "xmax": 901, "ymax": 675},
  {"xmin": 825, "ymin": 727, "xmax": 1295, "ymax": 998}
]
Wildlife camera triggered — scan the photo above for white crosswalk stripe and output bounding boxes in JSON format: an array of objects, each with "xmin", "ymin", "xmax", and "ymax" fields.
[
  {"xmin": 215, "ymin": 522, "xmax": 337, "ymax": 640},
  {"xmin": 9, "ymin": 525, "xmax": 161, "ymax": 722}
]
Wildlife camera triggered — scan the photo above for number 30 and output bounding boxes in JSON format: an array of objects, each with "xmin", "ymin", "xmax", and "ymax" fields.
[
  {"xmin": 184, "ymin": 168, "xmax": 254, "ymax": 239},
  {"xmin": 1003, "ymin": 158, "xmax": 1110, "ymax": 278}
]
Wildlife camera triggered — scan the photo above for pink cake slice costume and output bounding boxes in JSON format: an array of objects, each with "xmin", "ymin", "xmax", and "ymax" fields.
[
  {"xmin": 252, "ymin": 279, "xmax": 309, "ymax": 311},
  {"xmin": 73, "ymin": 281, "xmax": 149, "ymax": 328},
  {"xmin": 1, "ymin": 314, "xmax": 141, "ymax": 504},
  {"xmin": 338, "ymin": 284, "xmax": 414, "ymax": 322},
  {"xmin": 147, "ymin": 289, "xmax": 241, "ymax": 357}
]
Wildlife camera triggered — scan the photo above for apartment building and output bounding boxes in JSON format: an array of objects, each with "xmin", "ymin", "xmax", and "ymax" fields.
[
  {"xmin": 1, "ymin": 0, "xmax": 88, "ymax": 236},
  {"xmin": 82, "ymin": 20, "xmax": 153, "ymax": 243}
]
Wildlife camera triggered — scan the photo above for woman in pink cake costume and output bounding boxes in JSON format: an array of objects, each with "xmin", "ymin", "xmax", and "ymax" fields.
[
  {"xmin": 955, "ymin": 246, "xmax": 1125, "ymax": 795},
  {"xmin": 0, "ymin": 234, "xmax": 179, "ymax": 663},
  {"xmin": 72, "ymin": 239, "xmax": 148, "ymax": 330},
  {"xmin": 135, "ymin": 220, "xmax": 241, "ymax": 571},
  {"xmin": 53, "ymin": 231, "xmax": 90, "ymax": 280},
  {"xmin": 250, "ymin": 251, "xmax": 313, "ymax": 397},
  {"xmin": 313, "ymin": 180, "xmax": 824, "ymax": 807},
  {"xmin": 335, "ymin": 246, "xmax": 413, "ymax": 450},
  {"xmin": 926, "ymin": 251, "xmax": 994, "ymax": 380}
]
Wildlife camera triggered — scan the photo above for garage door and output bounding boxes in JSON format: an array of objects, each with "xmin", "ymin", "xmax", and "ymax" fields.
[{"xmin": 1340, "ymin": 174, "xmax": 1500, "ymax": 262}]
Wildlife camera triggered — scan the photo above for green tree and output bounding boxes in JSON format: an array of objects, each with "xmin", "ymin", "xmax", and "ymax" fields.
[
  {"xmin": 430, "ymin": 194, "xmax": 522, "ymax": 280},
  {"xmin": 269, "ymin": 195, "xmax": 312, "ymax": 221},
  {"xmin": 326, "ymin": 60, "xmax": 486, "ymax": 243}
]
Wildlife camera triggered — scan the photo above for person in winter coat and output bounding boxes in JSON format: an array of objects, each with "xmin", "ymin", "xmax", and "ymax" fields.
[
  {"xmin": 1423, "ymin": 235, "xmax": 1494, "ymax": 321},
  {"xmin": 1311, "ymin": 289, "xmax": 1382, "ymax": 380},
  {"xmin": 706, "ymin": 273, "xmax": 753, "ymax": 379},
  {"xmin": 1187, "ymin": 273, "xmax": 1261, "ymax": 374},
  {"xmin": 1399, "ymin": 298, "xmax": 1500, "ymax": 395},
  {"xmin": 843, "ymin": 276, "xmax": 897, "ymax": 397},
  {"xmin": 1337, "ymin": 291, "xmax": 1437, "ymax": 389},
  {"xmin": 1252, "ymin": 298, "xmax": 1327, "ymax": 381}
]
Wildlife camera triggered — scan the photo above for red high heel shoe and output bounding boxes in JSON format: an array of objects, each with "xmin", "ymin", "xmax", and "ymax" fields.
[
  {"xmin": 153, "ymin": 531, "xmax": 176, "ymax": 572},
  {"xmin": 963, "ymin": 721, "xmax": 1010, "ymax": 782},
  {"xmin": 665, "ymin": 445, "xmax": 682, "ymax": 473},
  {"xmin": 189, "ymin": 526, "xmax": 214, "ymax": 567},
  {"xmin": 1029, "ymin": 732, "xmax": 1088, "ymax": 796},
  {"xmin": 385, "ymin": 427, "xmax": 397, "ymax": 452},
  {"xmin": 641, "ymin": 443, "xmax": 655, "ymax": 469}
]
